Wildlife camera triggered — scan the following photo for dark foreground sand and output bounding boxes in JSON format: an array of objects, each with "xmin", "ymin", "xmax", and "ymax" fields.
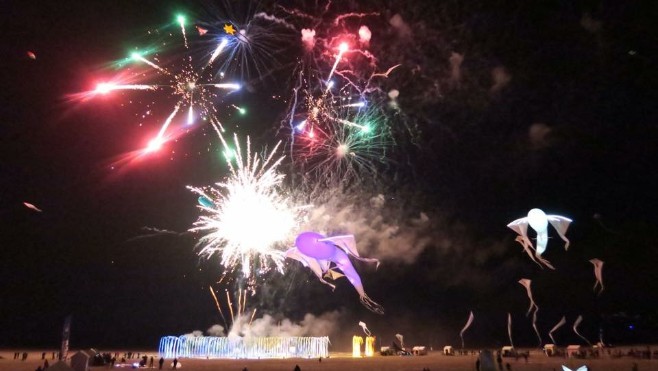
[{"xmin": 1, "ymin": 349, "xmax": 654, "ymax": 371}]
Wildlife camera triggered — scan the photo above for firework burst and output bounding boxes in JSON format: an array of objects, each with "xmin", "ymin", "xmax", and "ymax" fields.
[
  {"xmin": 276, "ymin": 5, "xmax": 401, "ymax": 188},
  {"xmin": 289, "ymin": 90, "xmax": 391, "ymax": 186},
  {"xmin": 90, "ymin": 14, "xmax": 243, "ymax": 154},
  {"xmin": 188, "ymin": 131, "xmax": 304, "ymax": 280},
  {"xmin": 196, "ymin": 3, "xmax": 300, "ymax": 83}
]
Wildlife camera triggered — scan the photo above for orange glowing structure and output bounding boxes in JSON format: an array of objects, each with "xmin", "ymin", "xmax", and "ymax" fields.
[{"xmin": 352, "ymin": 335, "xmax": 364, "ymax": 357}]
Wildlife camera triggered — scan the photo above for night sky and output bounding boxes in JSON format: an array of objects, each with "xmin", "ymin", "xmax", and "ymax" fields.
[{"xmin": 2, "ymin": 0, "xmax": 657, "ymax": 351}]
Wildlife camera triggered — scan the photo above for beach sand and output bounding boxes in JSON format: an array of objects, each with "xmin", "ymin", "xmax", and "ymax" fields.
[{"xmin": 0, "ymin": 349, "xmax": 653, "ymax": 371}]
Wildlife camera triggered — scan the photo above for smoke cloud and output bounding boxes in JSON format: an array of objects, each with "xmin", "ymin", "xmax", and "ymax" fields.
[
  {"xmin": 358, "ymin": 25, "xmax": 372, "ymax": 45},
  {"xmin": 191, "ymin": 311, "xmax": 343, "ymax": 340},
  {"xmin": 301, "ymin": 29, "xmax": 316, "ymax": 51},
  {"xmin": 491, "ymin": 66, "xmax": 511, "ymax": 92},
  {"xmin": 229, "ymin": 311, "xmax": 341, "ymax": 339},
  {"xmin": 528, "ymin": 123, "xmax": 552, "ymax": 149},
  {"xmin": 301, "ymin": 193, "xmax": 433, "ymax": 264},
  {"xmin": 389, "ymin": 14, "xmax": 412, "ymax": 39},
  {"xmin": 206, "ymin": 324, "xmax": 225, "ymax": 336}
]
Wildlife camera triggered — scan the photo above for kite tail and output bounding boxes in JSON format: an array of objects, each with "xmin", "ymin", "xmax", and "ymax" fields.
[
  {"xmin": 515, "ymin": 237, "xmax": 546, "ymax": 270},
  {"xmin": 573, "ymin": 316, "xmax": 592, "ymax": 346},
  {"xmin": 549, "ymin": 316, "xmax": 566, "ymax": 344},
  {"xmin": 536, "ymin": 254, "xmax": 556, "ymax": 270},
  {"xmin": 320, "ymin": 279, "xmax": 336, "ymax": 291},
  {"xmin": 593, "ymin": 281, "xmax": 604, "ymax": 295},
  {"xmin": 360, "ymin": 293, "xmax": 385, "ymax": 315},
  {"xmin": 507, "ymin": 313, "xmax": 514, "ymax": 348},
  {"xmin": 460, "ymin": 311, "xmax": 475, "ymax": 349},
  {"xmin": 532, "ymin": 308, "xmax": 542, "ymax": 347},
  {"xmin": 351, "ymin": 255, "xmax": 381, "ymax": 268}
]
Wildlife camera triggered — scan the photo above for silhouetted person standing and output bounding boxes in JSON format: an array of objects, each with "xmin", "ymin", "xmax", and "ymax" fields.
[
  {"xmin": 172, "ymin": 358, "xmax": 178, "ymax": 369},
  {"xmin": 294, "ymin": 364, "xmax": 301, "ymax": 371},
  {"xmin": 158, "ymin": 357, "xmax": 164, "ymax": 369}
]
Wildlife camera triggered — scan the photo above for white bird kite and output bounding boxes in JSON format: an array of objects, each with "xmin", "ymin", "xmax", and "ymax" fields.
[{"xmin": 507, "ymin": 208, "xmax": 572, "ymax": 269}]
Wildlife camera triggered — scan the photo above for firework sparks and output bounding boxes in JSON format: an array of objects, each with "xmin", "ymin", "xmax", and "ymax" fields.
[
  {"xmin": 90, "ymin": 14, "xmax": 242, "ymax": 154},
  {"xmin": 276, "ymin": 5, "xmax": 402, "ymax": 189},
  {"xmin": 286, "ymin": 85, "xmax": 391, "ymax": 186},
  {"xmin": 195, "ymin": 6, "xmax": 299, "ymax": 83},
  {"xmin": 188, "ymin": 132, "xmax": 304, "ymax": 280},
  {"xmin": 326, "ymin": 42, "xmax": 349, "ymax": 88}
]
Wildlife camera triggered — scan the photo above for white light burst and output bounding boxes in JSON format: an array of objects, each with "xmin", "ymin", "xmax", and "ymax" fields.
[{"xmin": 188, "ymin": 132, "xmax": 301, "ymax": 279}]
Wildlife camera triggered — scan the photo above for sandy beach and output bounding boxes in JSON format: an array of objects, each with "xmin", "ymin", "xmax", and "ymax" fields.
[{"xmin": 1, "ymin": 349, "xmax": 655, "ymax": 371}]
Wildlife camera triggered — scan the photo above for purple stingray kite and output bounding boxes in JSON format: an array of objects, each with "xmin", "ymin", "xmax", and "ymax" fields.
[{"xmin": 286, "ymin": 231, "xmax": 384, "ymax": 314}]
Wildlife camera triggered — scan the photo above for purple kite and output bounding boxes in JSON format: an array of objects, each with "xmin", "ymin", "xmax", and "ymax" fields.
[{"xmin": 286, "ymin": 231, "xmax": 384, "ymax": 314}]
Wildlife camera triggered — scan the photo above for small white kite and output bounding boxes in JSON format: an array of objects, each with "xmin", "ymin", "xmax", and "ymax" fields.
[
  {"xmin": 507, "ymin": 312, "xmax": 514, "ymax": 348},
  {"xmin": 23, "ymin": 202, "xmax": 42, "ymax": 212},
  {"xmin": 507, "ymin": 208, "xmax": 572, "ymax": 269},
  {"xmin": 518, "ymin": 279, "xmax": 541, "ymax": 346},
  {"xmin": 459, "ymin": 311, "xmax": 474, "ymax": 349},
  {"xmin": 573, "ymin": 315, "xmax": 592, "ymax": 346},
  {"xmin": 589, "ymin": 258, "xmax": 604, "ymax": 295},
  {"xmin": 518, "ymin": 279, "xmax": 538, "ymax": 316},
  {"xmin": 358, "ymin": 321, "xmax": 372, "ymax": 336},
  {"xmin": 395, "ymin": 333, "xmax": 404, "ymax": 349},
  {"xmin": 549, "ymin": 316, "xmax": 566, "ymax": 344}
]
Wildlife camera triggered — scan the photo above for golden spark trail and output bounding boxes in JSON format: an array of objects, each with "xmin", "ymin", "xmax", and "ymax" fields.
[
  {"xmin": 209, "ymin": 286, "xmax": 228, "ymax": 329},
  {"xmin": 226, "ymin": 290, "xmax": 235, "ymax": 324}
]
